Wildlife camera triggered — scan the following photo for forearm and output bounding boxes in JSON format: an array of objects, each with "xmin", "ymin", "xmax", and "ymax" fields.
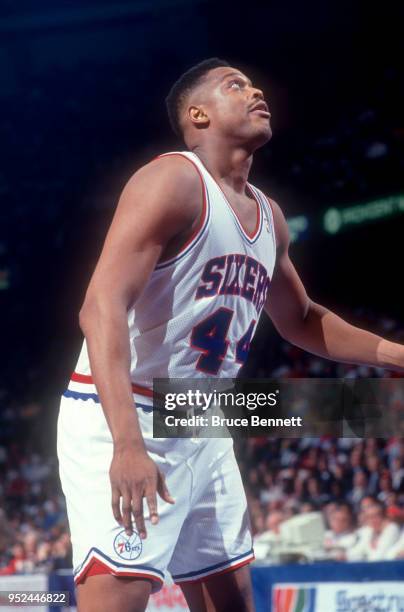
[
  {"xmin": 79, "ymin": 299, "xmax": 145, "ymax": 448},
  {"xmin": 286, "ymin": 301, "xmax": 404, "ymax": 371}
]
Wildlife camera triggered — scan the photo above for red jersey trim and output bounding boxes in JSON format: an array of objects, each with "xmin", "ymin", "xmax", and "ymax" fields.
[
  {"xmin": 70, "ymin": 372, "xmax": 153, "ymax": 398},
  {"xmin": 188, "ymin": 151, "xmax": 262, "ymax": 242},
  {"xmin": 261, "ymin": 192, "xmax": 277, "ymax": 248},
  {"xmin": 153, "ymin": 152, "xmax": 209, "ymax": 267},
  {"xmin": 74, "ymin": 557, "xmax": 164, "ymax": 592},
  {"xmin": 215, "ymin": 180, "xmax": 261, "ymax": 241}
]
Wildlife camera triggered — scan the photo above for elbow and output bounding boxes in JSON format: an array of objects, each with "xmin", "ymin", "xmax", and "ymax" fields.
[
  {"xmin": 78, "ymin": 297, "xmax": 98, "ymax": 334},
  {"xmin": 275, "ymin": 316, "xmax": 304, "ymax": 344},
  {"xmin": 280, "ymin": 301, "xmax": 313, "ymax": 344},
  {"xmin": 78, "ymin": 304, "xmax": 90, "ymax": 335},
  {"xmin": 78, "ymin": 292, "xmax": 128, "ymax": 334}
]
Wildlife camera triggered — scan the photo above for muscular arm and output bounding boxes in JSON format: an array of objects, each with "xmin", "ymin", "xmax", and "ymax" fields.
[
  {"xmin": 78, "ymin": 155, "xmax": 202, "ymax": 534},
  {"xmin": 264, "ymin": 199, "xmax": 404, "ymax": 371}
]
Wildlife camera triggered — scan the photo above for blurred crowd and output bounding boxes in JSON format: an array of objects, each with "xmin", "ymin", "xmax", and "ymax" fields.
[
  {"xmin": 0, "ymin": 448, "xmax": 71, "ymax": 575},
  {"xmin": 241, "ymin": 437, "xmax": 404, "ymax": 563}
]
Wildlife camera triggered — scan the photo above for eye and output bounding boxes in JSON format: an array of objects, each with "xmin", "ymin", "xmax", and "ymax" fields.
[{"xmin": 229, "ymin": 79, "xmax": 243, "ymax": 90}]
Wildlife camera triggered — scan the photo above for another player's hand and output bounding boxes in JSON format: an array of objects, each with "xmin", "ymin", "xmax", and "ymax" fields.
[{"xmin": 110, "ymin": 442, "xmax": 175, "ymax": 538}]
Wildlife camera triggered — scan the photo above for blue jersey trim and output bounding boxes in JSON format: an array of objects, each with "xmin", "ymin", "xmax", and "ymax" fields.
[
  {"xmin": 63, "ymin": 389, "xmax": 100, "ymax": 402},
  {"xmin": 171, "ymin": 548, "xmax": 254, "ymax": 580},
  {"xmin": 62, "ymin": 389, "xmax": 153, "ymax": 413}
]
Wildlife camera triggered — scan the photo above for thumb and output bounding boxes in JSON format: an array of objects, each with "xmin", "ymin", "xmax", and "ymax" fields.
[{"xmin": 157, "ymin": 471, "xmax": 175, "ymax": 504}]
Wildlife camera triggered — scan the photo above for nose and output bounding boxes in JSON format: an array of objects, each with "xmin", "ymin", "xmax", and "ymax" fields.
[{"xmin": 251, "ymin": 86, "xmax": 264, "ymax": 101}]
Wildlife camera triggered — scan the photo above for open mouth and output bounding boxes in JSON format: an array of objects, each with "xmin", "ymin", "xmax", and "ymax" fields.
[
  {"xmin": 251, "ymin": 108, "xmax": 271, "ymax": 118},
  {"xmin": 249, "ymin": 102, "xmax": 271, "ymax": 118}
]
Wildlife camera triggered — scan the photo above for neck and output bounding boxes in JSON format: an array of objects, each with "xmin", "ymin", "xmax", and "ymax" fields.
[{"xmin": 190, "ymin": 138, "xmax": 253, "ymax": 194}]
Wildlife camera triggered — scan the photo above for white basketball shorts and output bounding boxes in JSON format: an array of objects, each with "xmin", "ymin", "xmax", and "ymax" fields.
[{"xmin": 56, "ymin": 392, "xmax": 254, "ymax": 593}]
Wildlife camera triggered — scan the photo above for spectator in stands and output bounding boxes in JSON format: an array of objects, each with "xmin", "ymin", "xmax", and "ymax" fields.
[
  {"xmin": 390, "ymin": 457, "xmax": 404, "ymax": 492},
  {"xmin": 386, "ymin": 505, "xmax": 403, "ymax": 528},
  {"xmin": 366, "ymin": 454, "xmax": 382, "ymax": 495},
  {"xmin": 348, "ymin": 470, "xmax": 369, "ymax": 508},
  {"xmin": 300, "ymin": 502, "xmax": 317, "ymax": 513},
  {"xmin": 378, "ymin": 470, "xmax": 394, "ymax": 504},
  {"xmin": 329, "ymin": 479, "xmax": 345, "ymax": 502},
  {"xmin": 386, "ymin": 530, "xmax": 404, "ymax": 560},
  {"xmin": 323, "ymin": 502, "xmax": 338, "ymax": 527},
  {"xmin": 0, "ymin": 509, "xmax": 13, "ymax": 552},
  {"xmin": 323, "ymin": 503, "xmax": 358, "ymax": 557},
  {"xmin": 259, "ymin": 472, "xmax": 285, "ymax": 505},
  {"xmin": 0, "ymin": 542, "xmax": 26, "ymax": 575},
  {"xmin": 247, "ymin": 496, "xmax": 267, "ymax": 537},
  {"xmin": 50, "ymin": 532, "xmax": 72, "ymax": 570},
  {"xmin": 304, "ymin": 477, "xmax": 329, "ymax": 507},
  {"xmin": 253, "ymin": 510, "xmax": 285, "ymax": 561},
  {"xmin": 345, "ymin": 501, "xmax": 400, "ymax": 561},
  {"xmin": 349, "ymin": 447, "xmax": 364, "ymax": 472},
  {"xmin": 357, "ymin": 495, "xmax": 379, "ymax": 528},
  {"xmin": 35, "ymin": 540, "xmax": 52, "ymax": 570}
]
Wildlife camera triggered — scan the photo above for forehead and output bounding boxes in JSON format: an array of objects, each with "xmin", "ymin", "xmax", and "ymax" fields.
[
  {"xmin": 367, "ymin": 507, "xmax": 382, "ymax": 515},
  {"xmin": 205, "ymin": 66, "xmax": 251, "ymax": 86}
]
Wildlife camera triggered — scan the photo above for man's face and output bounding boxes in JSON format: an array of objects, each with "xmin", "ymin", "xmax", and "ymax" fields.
[
  {"xmin": 188, "ymin": 66, "xmax": 272, "ymax": 147},
  {"xmin": 330, "ymin": 509, "xmax": 352, "ymax": 534},
  {"xmin": 365, "ymin": 506, "xmax": 384, "ymax": 531}
]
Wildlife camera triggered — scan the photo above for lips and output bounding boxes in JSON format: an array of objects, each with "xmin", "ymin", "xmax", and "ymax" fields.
[{"xmin": 249, "ymin": 101, "xmax": 271, "ymax": 117}]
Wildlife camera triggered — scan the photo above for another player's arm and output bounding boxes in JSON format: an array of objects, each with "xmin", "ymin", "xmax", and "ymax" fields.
[
  {"xmin": 264, "ymin": 199, "xmax": 404, "ymax": 371},
  {"xmin": 78, "ymin": 156, "xmax": 202, "ymax": 537}
]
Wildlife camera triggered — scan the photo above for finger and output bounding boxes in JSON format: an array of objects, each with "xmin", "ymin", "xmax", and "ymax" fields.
[
  {"xmin": 157, "ymin": 471, "xmax": 175, "ymax": 504},
  {"xmin": 145, "ymin": 488, "xmax": 159, "ymax": 525},
  {"xmin": 132, "ymin": 494, "xmax": 147, "ymax": 539},
  {"xmin": 121, "ymin": 489, "xmax": 133, "ymax": 536},
  {"xmin": 111, "ymin": 486, "xmax": 123, "ymax": 525}
]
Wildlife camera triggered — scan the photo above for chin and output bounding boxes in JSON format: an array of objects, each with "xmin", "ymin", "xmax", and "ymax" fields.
[{"xmin": 250, "ymin": 125, "xmax": 272, "ymax": 150}]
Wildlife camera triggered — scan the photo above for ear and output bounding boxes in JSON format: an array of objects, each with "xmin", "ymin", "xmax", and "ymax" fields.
[{"xmin": 188, "ymin": 105, "xmax": 210, "ymax": 128}]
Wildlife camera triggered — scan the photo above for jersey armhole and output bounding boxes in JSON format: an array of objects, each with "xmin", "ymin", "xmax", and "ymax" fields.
[
  {"xmin": 260, "ymin": 192, "xmax": 277, "ymax": 249},
  {"xmin": 153, "ymin": 152, "xmax": 210, "ymax": 271}
]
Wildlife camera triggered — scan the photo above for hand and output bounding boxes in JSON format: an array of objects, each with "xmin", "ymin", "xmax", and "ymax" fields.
[{"xmin": 110, "ymin": 442, "xmax": 174, "ymax": 538}]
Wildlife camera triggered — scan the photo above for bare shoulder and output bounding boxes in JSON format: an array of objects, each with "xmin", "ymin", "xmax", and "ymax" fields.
[
  {"xmin": 264, "ymin": 194, "xmax": 290, "ymax": 254},
  {"xmin": 122, "ymin": 153, "xmax": 202, "ymax": 222},
  {"xmin": 101, "ymin": 152, "xmax": 204, "ymax": 252},
  {"xmin": 133, "ymin": 152, "xmax": 201, "ymax": 187}
]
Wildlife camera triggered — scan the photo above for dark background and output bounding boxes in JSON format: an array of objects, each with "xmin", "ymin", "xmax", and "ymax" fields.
[{"xmin": 0, "ymin": 0, "xmax": 403, "ymax": 434}]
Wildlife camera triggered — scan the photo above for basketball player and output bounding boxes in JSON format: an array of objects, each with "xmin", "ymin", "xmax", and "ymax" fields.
[{"xmin": 57, "ymin": 58, "xmax": 404, "ymax": 612}]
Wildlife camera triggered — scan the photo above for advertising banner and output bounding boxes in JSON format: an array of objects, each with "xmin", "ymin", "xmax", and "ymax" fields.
[{"xmin": 273, "ymin": 581, "xmax": 404, "ymax": 612}]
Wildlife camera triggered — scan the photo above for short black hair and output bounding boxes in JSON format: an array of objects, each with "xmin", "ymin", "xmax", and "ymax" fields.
[
  {"xmin": 335, "ymin": 502, "xmax": 353, "ymax": 515},
  {"xmin": 166, "ymin": 57, "xmax": 230, "ymax": 138}
]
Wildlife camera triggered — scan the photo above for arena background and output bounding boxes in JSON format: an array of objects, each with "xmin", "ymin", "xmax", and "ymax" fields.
[{"xmin": 1, "ymin": 1, "xmax": 403, "ymax": 610}]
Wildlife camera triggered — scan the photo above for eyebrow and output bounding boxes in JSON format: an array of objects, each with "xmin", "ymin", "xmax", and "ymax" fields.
[{"xmin": 219, "ymin": 71, "xmax": 253, "ymax": 87}]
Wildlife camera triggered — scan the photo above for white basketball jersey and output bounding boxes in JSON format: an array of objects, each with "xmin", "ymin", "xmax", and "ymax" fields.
[{"xmin": 67, "ymin": 151, "xmax": 276, "ymax": 405}]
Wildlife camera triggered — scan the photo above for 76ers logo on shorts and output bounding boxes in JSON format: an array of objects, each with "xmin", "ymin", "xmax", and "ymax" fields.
[{"xmin": 113, "ymin": 529, "xmax": 142, "ymax": 560}]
